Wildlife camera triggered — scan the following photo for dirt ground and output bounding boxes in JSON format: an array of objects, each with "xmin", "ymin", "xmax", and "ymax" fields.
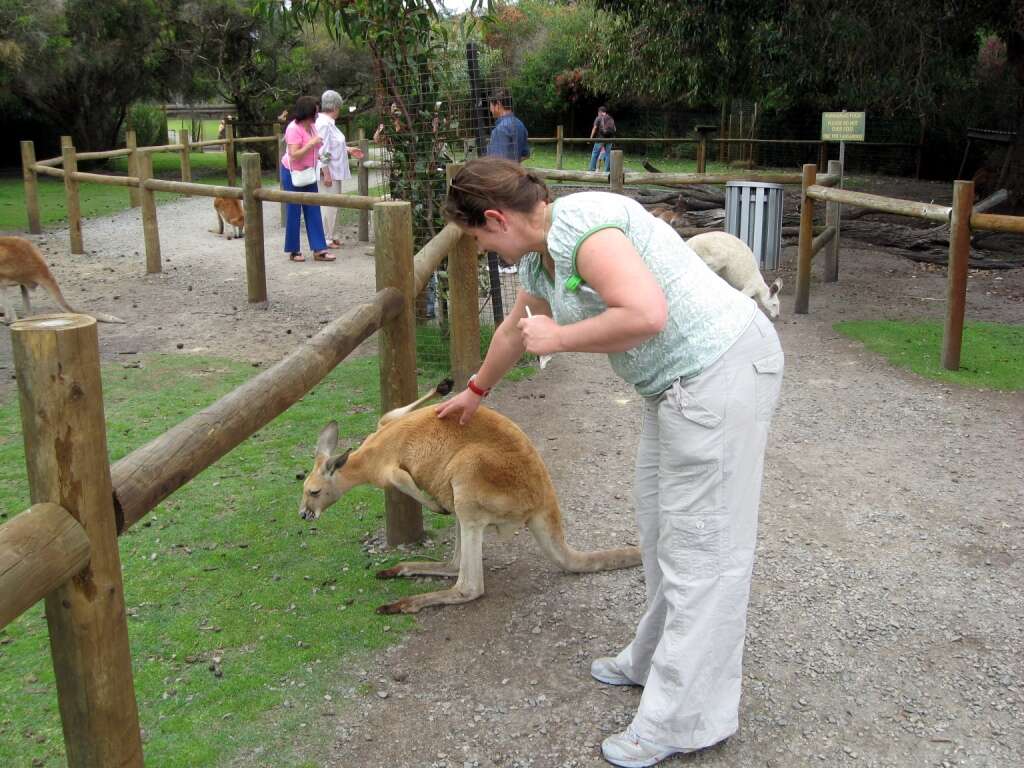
[{"xmin": 1, "ymin": 180, "xmax": 1023, "ymax": 768}]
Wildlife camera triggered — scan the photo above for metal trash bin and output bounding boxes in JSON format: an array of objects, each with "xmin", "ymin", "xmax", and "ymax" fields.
[{"xmin": 724, "ymin": 181, "xmax": 784, "ymax": 270}]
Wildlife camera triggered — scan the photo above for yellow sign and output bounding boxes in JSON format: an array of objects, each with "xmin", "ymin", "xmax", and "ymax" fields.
[{"xmin": 821, "ymin": 112, "xmax": 866, "ymax": 142}]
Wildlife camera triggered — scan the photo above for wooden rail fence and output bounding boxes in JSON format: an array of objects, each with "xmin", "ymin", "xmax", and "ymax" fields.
[{"xmin": 2, "ymin": 182, "xmax": 481, "ymax": 764}]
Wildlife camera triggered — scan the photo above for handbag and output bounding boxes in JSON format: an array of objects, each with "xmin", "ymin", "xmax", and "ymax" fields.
[{"xmin": 290, "ymin": 166, "xmax": 317, "ymax": 187}]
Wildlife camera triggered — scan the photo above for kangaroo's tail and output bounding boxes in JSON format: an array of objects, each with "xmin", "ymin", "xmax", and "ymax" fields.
[
  {"xmin": 528, "ymin": 508, "xmax": 641, "ymax": 573},
  {"xmin": 377, "ymin": 377, "xmax": 454, "ymax": 427}
]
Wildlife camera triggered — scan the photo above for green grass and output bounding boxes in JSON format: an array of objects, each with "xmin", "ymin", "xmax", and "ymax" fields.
[
  {"xmin": 525, "ymin": 144, "xmax": 738, "ymax": 177},
  {"xmin": 834, "ymin": 320, "xmax": 1024, "ymax": 391},
  {"xmin": 167, "ymin": 119, "xmax": 224, "ymax": 144},
  {"xmin": 0, "ymin": 354, "xmax": 460, "ymax": 767}
]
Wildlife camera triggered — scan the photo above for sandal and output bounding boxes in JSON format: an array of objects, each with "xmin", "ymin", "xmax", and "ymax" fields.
[
  {"xmin": 313, "ymin": 251, "xmax": 336, "ymax": 262},
  {"xmin": 289, "ymin": 252, "xmax": 305, "ymax": 262},
  {"xmin": 327, "ymin": 240, "xmax": 343, "ymax": 249}
]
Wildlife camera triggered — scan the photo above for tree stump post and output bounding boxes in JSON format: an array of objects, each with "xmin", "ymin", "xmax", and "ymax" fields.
[
  {"xmin": 610, "ymin": 149, "xmax": 624, "ymax": 193},
  {"xmin": 794, "ymin": 163, "xmax": 817, "ymax": 314},
  {"xmin": 241, "ymin": 153, "xmax": 267, "ymax": 305},
  {"xmin": 822, "ymin": 159, "xmax": 842, "ymax": 283},
  {"xmin": 374, "ymin": 202, "xmax": 422, "ymax": 545},
  {"xmin": 11, "ymin": 314, "xmax": 143, "ymax": 768},
  {"xmin": 225, "ymin": 121, "xmax": 237, "ymax": 187},
  {"xmin": 179, "ymin": 129, "xmax": 192, "ymax": 183},
  {"xmin": 21, "ymin": 140, "xmax": 42, "ymax": 234},
  {"xmin": 555, "ymin": 125, "xmax": 564, "ymax": 170},
  {"xmin": 61, "ymin": 142, "xmax": 84, "ymax": 255},
  {"xmin": 942, "ymin": 180, "xmax": 974, "ymax": 371}
]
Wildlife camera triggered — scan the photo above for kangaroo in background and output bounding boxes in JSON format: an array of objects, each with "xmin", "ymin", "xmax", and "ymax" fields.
[
  {"xmin": 212, "ymin": 197, "xmax": 245, "ymax": 240},
  {"xmin": 687, "ymin": 231, "xmax": 783, "ymax": 320},
  {"xmin": 0, "ymin": 236, "xmax": 124, "ymax": 324},
  {"xmin": 299, "ymin": 379, "xmax": 641, "ymax": 614}
]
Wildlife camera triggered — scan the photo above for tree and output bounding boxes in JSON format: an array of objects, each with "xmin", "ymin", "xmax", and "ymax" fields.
[{"xmin": 1, "ymin": 0, "xmax": 191, "ymax": 152}]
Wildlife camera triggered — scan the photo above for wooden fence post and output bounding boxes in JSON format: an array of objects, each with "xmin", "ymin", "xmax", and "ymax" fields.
[
  {"xmin": 822, "ymin": 159, "xmax": 842, "ymax": 283},
  {"xmin": 555, "ymin": 125, "xmax": 564, "ymax": 170},
  {"xmin": 126, "ymin": 129, "xmax": 141, "ymax": 208},
  {"xmin": 21, "ymin": 140, "xmax": 42, "ymax": 234},
  {"xmin": 273, "ymin": 122, "xmax": 286, "ymax": 226},
  {"xmin": 138, "ymin": 153, "xmax": 162, "ymax": 273},
  {"xmin": 61, "ymin": 142, "xmax": 84, "ymax": 255},
  {"xmin": 446, "ymin": 163, "xmax": 481, "ymax": 388},
  {"xmin": 358, "ymin": 135, "xmax": 370, "ymax": 242},
  {"xmin": 241, "ymin": 153, "xmax": 267, "ymax": 306},
  {"xmin": 609, "ymin": 149, "xmax": 624, "ymax": 193},
  {"xmin": 180, "ymin": 129, "xmax": 192, "ymax": 183},
  {"xmin": 225, "ymin": 121, "xmax": 237, "ymax": 187},
  {"xmin": 697, "ymin": 133, "xmax": 708, "ymax": 174},
  {"xmin": 942, "ymin": 180, "xmax": 973, "ymax": 371},
  {"xmin": 818, "ymin": 141, "xmax": 828, "ymax": 172},
  {"xmin": 10, "ymin": 314, "xmax": 143, "ymax": 768},
  {"xmin": 794, "ymin": 163, "xmax": 817, "ymax": 314},
  {"xmin": 374, "ymin": 201, "xmax": 422, "ymax": 545}
]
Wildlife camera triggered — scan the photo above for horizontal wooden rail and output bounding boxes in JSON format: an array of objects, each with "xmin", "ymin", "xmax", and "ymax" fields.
[
  {"xmin": 816, "ymin": 173, "xmax": 842, "ymax": 188},
  {"xmin": 75, "ymin": 148, "xmax": 132, "ymax": 161},
  {"xmin": 532, "ymin": 168, "xmax": 609, "ymax": 182},
  {"xmin": 810, "ymin": 225, "xmax": 837, "ymax": 256},
  {"xmin": 971, "ymin": 211, "xmax": 1024, "ymax": 234},
  {"xmin": 110, "ymin": 288, "xmax": 404, "ymax": 533},
  {"xmin": 625, "ymin": 171, "xmax": 803, "ymax": 186},
  {"xmin": 413, "ymin": 223, "xmax": 462, "ymax": 296},
  {"xmin": 233, "ymin": 136, "xmax": 275, "ymax": 145},
  {"xmin": 34, "ymin": 165, "xmax": 65, "ymax": 178},
  {"xmin": 190, "ymin": 138, "xmax": 230, "ymax": 149},
  {"xmin": 36, "ymin": 156, "xmax": 63, "ymax": 167},
  {"xmin": 69, "ymin": 171, "xmax": 139, "ymax": 188},
  {"xmin": 806, "ymin": 184, "xmax": 951, "ymax": 223},
  {"xmin": 254, "ymin": 187, "xmax": 381, "ymax": 209},
  {"xmin": 361, "ymin": 159, "xmax": 384, "ymax": 170},
  {"xmin": 137, "ymin": 143, "xmax": 185, "ymax": 154},
  {"xmin": 142, "ymin": 178, "xmax": 242, "ymax": 198},
  {"xmin": 0, "ymin": 503, "xmax": 90, "ymax": 630}
]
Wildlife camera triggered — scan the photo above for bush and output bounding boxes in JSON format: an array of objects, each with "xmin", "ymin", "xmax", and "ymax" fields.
[{"xmin": 122, "ymin": 103, "xmax": 168, "ymax": 147}]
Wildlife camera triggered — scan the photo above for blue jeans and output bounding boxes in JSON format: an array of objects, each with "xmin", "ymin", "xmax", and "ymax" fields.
[
  {"xmin": 281, "ymin": 167, "xmax": 327, "ymax": 254},
  {"xmin": 589, "ymin": 142, "xmax": 613, "ymax": 172}
]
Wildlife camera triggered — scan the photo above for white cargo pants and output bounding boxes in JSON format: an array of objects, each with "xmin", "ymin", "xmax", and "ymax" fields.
[{"xmin": 614, "ymin": 310, "xmax": 783, "ymax": 751}]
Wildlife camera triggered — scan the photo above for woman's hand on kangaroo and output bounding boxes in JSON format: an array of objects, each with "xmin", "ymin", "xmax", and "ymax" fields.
[{"xmin": 435, "ymin": 387, "xmax": 483, "ymax": 425}]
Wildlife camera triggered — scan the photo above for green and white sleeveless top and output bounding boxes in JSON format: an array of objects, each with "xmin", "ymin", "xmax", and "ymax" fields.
[{"xmin": 518, "ymin": 191, "xmax": 755, "ymax": 397}]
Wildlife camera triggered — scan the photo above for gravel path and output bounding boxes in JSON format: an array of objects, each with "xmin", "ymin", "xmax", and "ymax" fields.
[{"xmin": 2, "ymin": 190, "xmax": 1022, "ymax": 768}]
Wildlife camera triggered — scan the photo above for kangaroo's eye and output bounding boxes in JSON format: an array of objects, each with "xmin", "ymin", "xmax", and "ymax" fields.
[{"xmin": 308, "ymin": 489, "xmax": 321, "ymax": 497}]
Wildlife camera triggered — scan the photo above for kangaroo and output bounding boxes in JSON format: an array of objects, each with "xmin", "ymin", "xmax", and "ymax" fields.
[
  {"xmin": 299, "ymin": 379, "xmax": 641, "ymax": 614},
  {"xmin": 0, "ymin": 236, "xmax": 124, "ymax": 324},
  {"xmin": 687, "ymin": 231, "xmax": 782, "ymax": 320},
  {"xmin": 212, "ymin": 197, "xmax": 245, "ymax": 240}
]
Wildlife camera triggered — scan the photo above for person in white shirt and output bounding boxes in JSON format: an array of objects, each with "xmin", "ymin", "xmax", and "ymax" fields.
[{"xmin": 315, "ymin": 90, "xmax": 365, "ymax": 250}]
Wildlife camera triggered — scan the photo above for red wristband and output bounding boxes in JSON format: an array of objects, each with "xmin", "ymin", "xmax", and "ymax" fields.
[{"xmin": 467, "ymin": 375, "xmax": 490, "ymax": 398}]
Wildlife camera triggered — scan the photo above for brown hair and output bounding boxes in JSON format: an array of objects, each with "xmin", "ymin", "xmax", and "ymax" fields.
[{"xmin": 444, "ymin": 157, "xmax": 550, "ymax": 228}]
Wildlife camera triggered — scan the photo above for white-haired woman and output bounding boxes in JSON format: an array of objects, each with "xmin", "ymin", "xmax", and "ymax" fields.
[{"xmin": 316, "ymin": 89, "xmax": 365, "ymax": 251}]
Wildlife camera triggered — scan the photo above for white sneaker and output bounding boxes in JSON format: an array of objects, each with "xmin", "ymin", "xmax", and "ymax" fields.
[
  {"xmin": 601, "ymin": 725, "xmax": 680, "ymax": 767},
  {"xmin": 590, "ymin": 657, "xmax": 637, "ymax": 686}
]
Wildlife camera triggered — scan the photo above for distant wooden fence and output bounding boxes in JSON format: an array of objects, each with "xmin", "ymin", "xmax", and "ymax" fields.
[
  {"xmin": 792, "ymin": 162, "xmax": 1024, "ymax": 370},
  {"xmin": 21, "ymin": 132, "xmax": 387, "ymax": 305},
  {"xmin": 2, "ymin": 177, "xmax": 479, "ymax": 764}
]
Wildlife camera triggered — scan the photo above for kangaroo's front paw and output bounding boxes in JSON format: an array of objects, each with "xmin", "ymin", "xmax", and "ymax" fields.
[{"xmin": 376, "ymin": 566, "xmax": 402, "ymax": 579}]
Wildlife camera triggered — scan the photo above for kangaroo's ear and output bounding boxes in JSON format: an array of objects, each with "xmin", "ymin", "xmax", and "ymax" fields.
[
  {"xmin": 316, "ymin": 421, "xmax": 339, "ymax": 459},
  {"xmin": 769, "ymin": 278, "xmax": 782, "ymax": 297},
  {"xmin": 325, "ymin": 449, "xmax": 351, "ymax": 476}
]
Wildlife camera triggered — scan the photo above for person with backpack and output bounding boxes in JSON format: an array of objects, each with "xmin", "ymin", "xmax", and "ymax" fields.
[{"xmin": 589, "ymin": 105, "xmax": 617, "ymax": 172}]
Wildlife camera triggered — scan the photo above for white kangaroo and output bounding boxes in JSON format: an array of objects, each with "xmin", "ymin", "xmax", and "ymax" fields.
[
  {"xmin": 299, "ymin": 379, "xmax": 641, "ymax": 614},
  {"xmin": 687, "ymin": 231, "xmax": 782, "ymax": 320}
]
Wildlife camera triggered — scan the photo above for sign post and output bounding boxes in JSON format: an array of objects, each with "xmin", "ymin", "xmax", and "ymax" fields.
[{"xmin": 821, "ymin": 110, "xmax": 866, "ymax": 173}]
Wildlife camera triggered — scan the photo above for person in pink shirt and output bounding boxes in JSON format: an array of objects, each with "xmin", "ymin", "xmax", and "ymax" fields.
[{"xmin": 281, "ymin": 95, "xmax": 331, "ymax": 262}]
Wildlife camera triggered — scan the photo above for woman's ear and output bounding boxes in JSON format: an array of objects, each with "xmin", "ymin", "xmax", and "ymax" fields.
[{"xmin": 483, "ymin": 209, "xmax": 508, "ymax": 232}]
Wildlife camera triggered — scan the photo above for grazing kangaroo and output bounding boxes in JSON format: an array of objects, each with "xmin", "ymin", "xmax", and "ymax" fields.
[
  {"xmin": 212, "ymin": 197, "xmax": 245, "ymax": 240},
  {"xmin": 687, "ymin": 231, "xmax": 782, "ymax": 320},
  {"xmin": 0, "ymin": 236, "xmax": 124, "ymax": 324},
  {"xmin": 299, "ymin": 379, "xmax": 641, "ymax": 614}
]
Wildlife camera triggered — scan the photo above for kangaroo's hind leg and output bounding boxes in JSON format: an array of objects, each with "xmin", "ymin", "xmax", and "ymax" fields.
[
  {"xmin": 377, "ymin": 516, "xmax": 485, "ymax": 614},
  {"xmin": 376, "ymin": 518, "xmax": 460, "ymax": 580}
]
